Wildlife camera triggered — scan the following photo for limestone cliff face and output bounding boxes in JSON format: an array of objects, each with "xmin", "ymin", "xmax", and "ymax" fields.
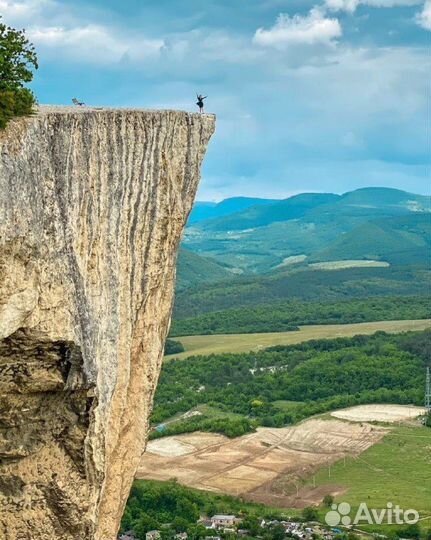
[{"xmin": 0, "ymin": 106, "xmax": 215, "ymax": 540}]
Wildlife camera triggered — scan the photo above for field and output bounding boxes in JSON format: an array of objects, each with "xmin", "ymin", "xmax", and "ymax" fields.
[
  {"xmin": 139, "ymin": 417, "xmax": 387, "ymax": 504},
  {"xmin": 167, "ymin": 319, "xmax": 431, "ymax": 360},
  {"xmin": 137, "ymin": 405, "xmax": 431, "ymax": 508},
  {"xmin": 311, "ymin": 426, "xmax": 431, "ymax": 529},
  {"xmin": 308, "ymin": 260, "xmax": 390, "ymax": 270},
  {"xmin": 138, "ymin": 405, "xmax": 430, "ymax": 527},
  {"xmin": 331, "ymin": 404, "xmax": 427, "ymax": 422}
]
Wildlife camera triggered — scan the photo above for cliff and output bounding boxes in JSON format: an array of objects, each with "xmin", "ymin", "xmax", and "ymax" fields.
[{"xmin": 0, "ymin": 106, "xmax": 215, "ymax": 540}]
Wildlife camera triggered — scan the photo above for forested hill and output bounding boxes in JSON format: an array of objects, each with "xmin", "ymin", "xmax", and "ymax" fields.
[
  {"xmin": 176, "ymin": 248, "xmax": 233, "ymax": 291},
  {"xmin": 151, "ymin": 330, "xmax": 431, "ymax": 438},
  {"xmin": 192, "ymin": 188, "xmax": 430, "ymax": 232},
  {"xmin": 170, "ymin": 296, "xmax": 431, "ymax": 336},
  {"xmin": 174, "ymin": 187, "xmax": 430, "ymax": 329},
  {"xmin": 187, "ymin": 196, "xmax": 277, "ymax": 225},
  {"xmin": 174, "ymin": 264, "xmax": 431, "ymax": 319},
  {"xmin": 178, "ymin": 187, "xmax": 430, "ymax": 279}
]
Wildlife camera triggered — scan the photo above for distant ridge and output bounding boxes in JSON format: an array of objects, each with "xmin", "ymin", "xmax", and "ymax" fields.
[
  {"xmin": 194, "ymin": 192, "xmax": 339, "ymax": 231},
  {"xmin": 181, "ymin": 186, "xmax": 431, "ymax": 275},
  {"xmin": 193, "ymin": 187, "xmax": 430, "ymax": 232},
  {"xmin": 187, "ymin": 196, "xmax": 278, "ymax": 224}
]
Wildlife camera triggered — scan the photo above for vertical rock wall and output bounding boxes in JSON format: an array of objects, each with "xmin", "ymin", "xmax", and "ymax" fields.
[{"xmin": 0, "ymin": 107, "xmax": 215, "ymax": 540}]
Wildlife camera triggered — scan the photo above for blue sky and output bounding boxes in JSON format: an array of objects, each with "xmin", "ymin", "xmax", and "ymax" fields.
[{"xmin": 2, "ymin": 0, "xmax": 430, "ymax": 200}]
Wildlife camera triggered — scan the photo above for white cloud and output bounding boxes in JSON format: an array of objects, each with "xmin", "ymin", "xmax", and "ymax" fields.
[
  {"xmin": 28, "ymin": 25, "xmax": 164, "ymax": 64},
  {"xmin": 416, "ymin": 0, "xmax": 431, "ymax": 29},
  {"xmin": 253, "ymin": 8, "xmax": 342, "ymax": 48},
  {"xmin": 0, "ymin": 0, "xmax": 53, "ymax": 21},
  {"xmin": 325, "ymin": 0, "xmax": 422, "ymax": 12},
  {"xmin": 0, "ymin": 0, "xmax": 164, "ymax": 64}
]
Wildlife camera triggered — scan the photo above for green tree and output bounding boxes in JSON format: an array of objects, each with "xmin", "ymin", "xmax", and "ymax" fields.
[
  {"xmin": 134, "ymin": 513, "xmax": 160, "ymax": 540},
  {"xmin": 175, "ymin": 497, "xmax": 200, "ymax": 522},
  {"xmin": 0, "ymin": 17, "xmax": 38, "ymax": 128},
  {"xmin": 267, "ymin": 524, "xmax": 286, "ymax": 540},
  {"xmin": 323, "ymin": 495, "xmax": 334, "ymax": 508},
  {"xmin": 165, "ymin": 339, "xmax": 185, "ymax": 355},
  {"xmin": 242, "ymin": 515, "xmax": 262, "ymax": 536},
  {"xmin": 397, "ymin": 524, "xmax": 420, "ymax": 539},
  {"xmin": 172, "ymin": 516, "xmax": 190, "ymax": 533},
  {"xmin": 302, "ymin": 507, "xmax": 319, "ymax": 522}
]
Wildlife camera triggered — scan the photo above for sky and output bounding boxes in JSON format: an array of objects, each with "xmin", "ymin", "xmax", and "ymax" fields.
[{"xmin": 1, "ymin": 0, "xmax": 430, "ymax": 201}]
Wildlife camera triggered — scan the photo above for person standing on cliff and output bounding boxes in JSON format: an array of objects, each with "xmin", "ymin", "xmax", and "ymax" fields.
[{"xmin": 196, "ymin": 94, "xmax": 207, "ymax": 113}]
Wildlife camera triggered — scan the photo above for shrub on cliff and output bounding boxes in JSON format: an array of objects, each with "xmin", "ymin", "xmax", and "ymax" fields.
[{"xmin": 0, "ymin": 17, "xmax": 38, "ymax": 129}]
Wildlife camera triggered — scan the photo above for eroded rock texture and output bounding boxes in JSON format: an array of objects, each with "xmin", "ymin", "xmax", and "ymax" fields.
[{"xmin": 0, "ymin": 107, "xmax": 215, "ymax": 540}]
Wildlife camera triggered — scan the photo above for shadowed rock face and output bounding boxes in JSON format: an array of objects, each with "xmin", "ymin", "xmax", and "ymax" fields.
[{"xmin": 0, "ymin": 107, "xmax": 215, "ymax": 540}]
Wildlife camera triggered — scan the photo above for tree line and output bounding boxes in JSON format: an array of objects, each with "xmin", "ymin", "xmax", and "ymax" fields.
[
  {"xmin": 170, "ymin": 296, "xmax": 430, "ymax": 336},
  {"xmin": 152, "ymin": 330, "xmax": 431, "ymax": 437}
]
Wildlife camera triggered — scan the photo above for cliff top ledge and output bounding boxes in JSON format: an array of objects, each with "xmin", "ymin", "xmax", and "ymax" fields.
[{"xmin": 36, "ymin": 104, "xmax": 216, "ymax": 118}]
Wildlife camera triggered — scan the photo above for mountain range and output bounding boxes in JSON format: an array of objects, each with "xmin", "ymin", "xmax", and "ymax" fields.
[
  {"xmin": 187, "ymin": 197, "xmax": 277, "ymax": 225},
  {"xmin": 180, "ymin": 187, "xmax": 430, "ymax": 277}
]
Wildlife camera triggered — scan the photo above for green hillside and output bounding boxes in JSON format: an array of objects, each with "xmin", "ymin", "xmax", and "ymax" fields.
[
  {"xmin": 337, "ymin": 186, "xmax": 430, "ymax": 209},
  {"xmin": 170, "ymin": 295, "xmax": 431, "ymax": 336},
  {"xmin": 182, "ymin": 188, "xmax": 430, "ymax": 274},
  {"xmin": 194, "ymin": 192, "xmax": 339, "ymax": 232},
  {"xmin": 187, "ymin": 196, "xmax": 277, "ymax": 225},
  {"xmin": 313, "ymin": 214, "xmax": 431, "ymax": 265},
  {"xmin": 174, "ymin": 264, "xmax": 431, "ymax": 318},
  {"xmin": 176, "ymin": 248, "xmax": 233, "ymax": 291}
]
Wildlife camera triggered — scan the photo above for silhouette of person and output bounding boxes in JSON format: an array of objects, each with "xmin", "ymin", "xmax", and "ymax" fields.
[{"xmin": 196, "ymin": 94, "xmax": 207, "ymax": 113}]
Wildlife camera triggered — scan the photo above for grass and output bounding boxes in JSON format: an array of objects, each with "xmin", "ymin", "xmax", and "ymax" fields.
[
  {"xmin": 272, "ymin": 400, "xmax": 306, "ymax": 411},
  {"xmin": 157, "ymin": 404, "xmax": 245, "ymax": 428},
  {"xmin": 311, "ymin": 425, "xmax": 431, "ymax": 532},
  {"xmin": 166, "ymin": 319, "xmax": 431, "ymax": 360},
  {"xmin": 195, "ymin": 404, "xmax": 245, "ymax": 420},
  {"xmin": 308, "ymin": 260, "xmax": 390, "ymax": 270}
]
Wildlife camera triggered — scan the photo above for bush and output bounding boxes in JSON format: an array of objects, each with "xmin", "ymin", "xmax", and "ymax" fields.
[
  {"xmin": 323, "ymin": 494, "xmax": 334, "ymax": 507},
  {"xmin": 302, "ymin": 507, "xmax": 319, "ymax": 521},
  {"xmin": 0, "ymin": 88, "xmax": 36, "ymax": 129},
  {"xmin": 0, "ymin": 17, "xmax": 38, "ymax": 129},
  {"xmin": 164, "ymin": 339, "xmax": 185, "ymax": 355}
]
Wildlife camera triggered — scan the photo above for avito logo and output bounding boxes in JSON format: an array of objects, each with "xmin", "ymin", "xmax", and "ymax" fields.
[{"xmin": 325, "ymin": 502, "xmax": 420, "ymax": 526}]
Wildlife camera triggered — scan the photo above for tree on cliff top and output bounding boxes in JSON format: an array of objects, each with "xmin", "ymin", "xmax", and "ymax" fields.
[{"xmin": 0, "ymin": 17, "xmax": 38, "ymax": 129}]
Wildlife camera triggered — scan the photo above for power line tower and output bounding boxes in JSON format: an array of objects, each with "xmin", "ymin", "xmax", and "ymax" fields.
[{"xmin": 426, "ymin": 367, "xmax": 431, "ymax": 413}]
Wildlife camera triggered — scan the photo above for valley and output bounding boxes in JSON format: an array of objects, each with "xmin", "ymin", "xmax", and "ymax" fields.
[
  {"xmin": 127, "ymin": 187, "xmax": 431, "ymax": 539},
  {"xmin": 167, "ymin": 319, "xmax": 431, "ymax": 360}
]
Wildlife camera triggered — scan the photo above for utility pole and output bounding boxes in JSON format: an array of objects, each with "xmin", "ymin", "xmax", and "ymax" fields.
[{"xmin": 426, "ymin": 367, "xmax": 431, "ymax": 412}]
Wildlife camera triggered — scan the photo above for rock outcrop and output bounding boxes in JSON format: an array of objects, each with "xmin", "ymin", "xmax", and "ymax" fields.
[{"xmin": 0, "ymin": 106, "xmax": 215, "ymax": 540}]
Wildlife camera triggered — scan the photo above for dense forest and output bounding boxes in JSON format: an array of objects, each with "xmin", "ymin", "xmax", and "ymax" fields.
[
  {"xmin": 170, "ymin": 296, "xmax": 430, "ymax": 336},
  {"xmin": 173, "ymin": 265, "xmax": 431, "ymax": 319},
  {"xmin": 151, "ymin": 330, "xmax": 431, "ymax": 438}
]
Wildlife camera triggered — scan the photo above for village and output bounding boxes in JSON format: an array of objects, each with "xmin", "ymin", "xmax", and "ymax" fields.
[{"xmin": 119, "ymin": 512, "xmax": 344, "ymax": 540}]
